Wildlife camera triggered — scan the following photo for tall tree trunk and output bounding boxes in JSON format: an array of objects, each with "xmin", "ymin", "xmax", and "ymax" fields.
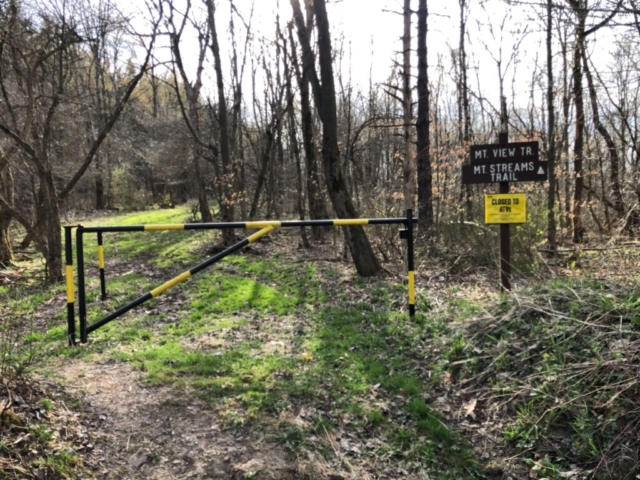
[
  {"xmin": 95, "ymin": 158, "xmax": 106, "ymax": 210},
  {"xmin": 205, "ymin": 0, "xmax": 235, "ymax": 244},
  {"xmin": 459, "ymin": 0, "xmax": 472, "ymax": 220},
  {"xmin": 168, "ymin": 6, "xmax": 213, "ymax": 223},
  {"xmin": 546, "ymin": 0, "xmax": 557, "ymax": 252},
  {"xmin": 559, "ymin": 26, "xmax": 572, "ymax": 231},
  {"xmin": 288, "ymin": 23, "xmax": 329, "ymax": 242},
  {"xmin": 0, "ymin": 155, "xmax": 14, "ymax": 266},
  {"xmin": 571, "ymin": 6, "xmax": 586, "ymax": 243},
  {"xmin": 291, "ymin": 0, "xmax": 380, "ymax": 276},
  {"xmin": 45, "ymin": 183, "xmax": 63, "ymax": 283},
  {"xmin": 283, "ymin": 35, "xmax": 311, "ymax": 247},
  {"xmin": 402, "ymin": 0, "xmax": 416, "ymax": 209},
  {"xmin": 249, "ymin": 123, "xmax": 279, "ymax": 219},
  {"xmin": 416, "ymin": 0, "xmax": 433, "ymax": 235},
  {"xmin": 582, "ymin": 51, "xmax": 624, "ymax": 216}
]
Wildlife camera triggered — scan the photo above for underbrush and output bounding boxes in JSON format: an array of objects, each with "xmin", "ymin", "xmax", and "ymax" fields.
[
  {"xmin": 0, "ymin": 311, "xmax": 86, "ymax": 479},
  {"xmin": 434, "ymin": 279, "xmax": 640, "ymax": 479}
]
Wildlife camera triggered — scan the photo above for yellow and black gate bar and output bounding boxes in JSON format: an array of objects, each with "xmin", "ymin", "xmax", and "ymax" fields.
[{"xmin": 65, "ymin": 211, "xmax": 417, "ymax": 345}]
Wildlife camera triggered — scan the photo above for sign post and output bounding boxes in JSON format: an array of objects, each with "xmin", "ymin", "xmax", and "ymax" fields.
[
  {"xmin": 498, "ymin": 133, "xmax": 511, "ymax": 291},
  {"xmin": 462, "ymin": 136, "xmax": 545, "ymax": 291}
]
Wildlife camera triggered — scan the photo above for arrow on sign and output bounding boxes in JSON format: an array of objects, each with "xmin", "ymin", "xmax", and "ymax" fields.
[{"xmin": 537, "ymin": 166, "xmax": 544, "ymax": 175}]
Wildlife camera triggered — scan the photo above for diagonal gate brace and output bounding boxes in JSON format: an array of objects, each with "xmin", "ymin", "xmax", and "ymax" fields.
[{"xmin": 81, "ymin": 226, "xmax": 275, "ymax": 341}]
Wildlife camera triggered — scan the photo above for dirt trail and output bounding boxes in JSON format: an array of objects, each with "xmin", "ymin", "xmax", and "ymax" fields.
[{"xmin": 54, "ymin": 359, "xmax": 302, "ymax": 480}]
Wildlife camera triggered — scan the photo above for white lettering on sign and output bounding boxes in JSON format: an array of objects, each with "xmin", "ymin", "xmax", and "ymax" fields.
[
  {"xmin": 473, "ymin": 149, "xmax": 488, "ymax": 159},
  {"xmin": 488, "ymin": 146, "xmax": 537, "ymax": 159},
  {"xmin": 520, "ymin": 146, "xmax": 533, "ymax": 155},
  {"xmin": 487, "ymin": 162, "xmax": 536, "ymax": 182}
]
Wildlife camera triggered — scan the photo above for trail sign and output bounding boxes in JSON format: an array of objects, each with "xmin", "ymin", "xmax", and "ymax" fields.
[
  {"xmin": 470, "ymin": 141, "xmax": 538, "ymax": 163},
  {"xmin": 485, "ymin": 193, "xmax": 526, "ymax": 224},
  {"xmin": 462, "ymin": 160, "xmax": 548, "ymax": 184},
  {"xmin": 464, "ymin": 137, "xmax": 539, "ymax": 291},
  {"xmin": 463, "ymin": 140, "xmax": 546, "ymax": 184}
]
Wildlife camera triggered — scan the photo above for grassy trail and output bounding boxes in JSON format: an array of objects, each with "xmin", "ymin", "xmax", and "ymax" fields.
[
  {"xmin": 4, "ymin": 207, "xmax": 640, "ymax": 479},
  {"xmin": 2, "ymin": 207, "xmax": 479, "ymax": 479}
]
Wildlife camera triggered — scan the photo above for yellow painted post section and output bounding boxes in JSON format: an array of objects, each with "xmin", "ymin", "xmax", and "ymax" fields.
[
  {"xmin": 408, "ymin": 271, "xmax": 415, "ymax": 305},
  {"xmin": 247, "ymin": 226, "xmax": 275, "ymax": 243},
  {"xmin": 246, "ymin": 221, "xmax": 282, "ymax": 228},
  {"xmin": 333, "ymin": 219, "xmax": 369, "ymax": 226},
  {"xmin": 98, "ymin": 246, "xmax": 105, "ymax": 269},
  {"xmin": 66, "ymin": 266, "xmax": 75, "ymax": 302},
  {"xmin": 144, "ymin": 224, "xmax": 186, "ymax": 231},
  {"xmin": 150, "ymin": 271, "xmax": 192, "ymax": 298}
]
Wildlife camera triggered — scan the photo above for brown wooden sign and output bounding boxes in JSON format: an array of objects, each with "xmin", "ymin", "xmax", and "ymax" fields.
[
  {"xmin": 470, "ymin": 141, "xmax": 539, "ymax": 163},
  {"xmin": 462, "ymin": 160, "xmax": 548, "ymax": 184},
  {"xmin": 463, "ymin": 141, "xmax": 546, "ymax": 184}
]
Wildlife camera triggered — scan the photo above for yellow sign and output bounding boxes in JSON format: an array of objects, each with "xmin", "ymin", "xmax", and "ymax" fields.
[{"xmin": 484, "ymin": 193, "xmax": 526, "ymax": 224}]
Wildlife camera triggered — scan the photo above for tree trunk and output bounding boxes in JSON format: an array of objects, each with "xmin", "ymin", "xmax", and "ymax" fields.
[
  {"xmin": 546, "ymin": 0, "xmax": 557, "ymax": 252},
  {"xmin": 0, "ymin": 158, "xmax": 14, "ymax": 266},
  {"xmin": 572, "ymin": 7, "xmax": 586, "ymax": 243},
  {"xmin": 205, "ymin": 0, "xmax": 235, "ymax": 244},
  {"xmin": 559, "ymin": 26, "xmax": 572, "ymax": 231},
  {"xmin": 459, "ymin": 0, "xmax": 472, "ymax": 220},
  {"xmin": 95, "ymin": 154, "xmax": 106, "ymax": 210},
  {"xmin": 41, "ymin": 171, "xmax": 63, "ymax": 283},
  {"xmin": 291, "ymin": 0, "xmax": 380, "ymax": 276},
  {"xmin": 168, "ymin": 11, "xmax": 213, "ymax": 223},
  {"xmin": 249, "ymin": 126, "xmax": 277, "ymax": 219},
  {"xmin": 582, "ymin": 50, "xmax": 624, "ymax": 216},
  {"xmin": 288, "ymin": 23, "xmax": 329, "ymax": 242},
  {"xmin": 402, "ymin": 0, "xmax": 416, "ymax": 209},
  {"xmin": 416, "ymin": 0, "xmax": 433, "ymax": 235}
]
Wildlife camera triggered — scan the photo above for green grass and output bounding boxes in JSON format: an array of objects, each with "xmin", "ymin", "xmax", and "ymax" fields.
[{"xmin": 7, "ymin": 207, "xmax": 483, "ymax": 479}]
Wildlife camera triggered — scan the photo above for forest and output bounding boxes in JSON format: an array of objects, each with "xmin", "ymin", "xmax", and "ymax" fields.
[{"xmin": 1, "ymin": 0, "xmax": 640, "ymax": 479}]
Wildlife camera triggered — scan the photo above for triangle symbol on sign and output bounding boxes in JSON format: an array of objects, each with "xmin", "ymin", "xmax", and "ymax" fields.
[{"xmin": 537, "ymin": 166, "xmax": 545, "ymax": 175}]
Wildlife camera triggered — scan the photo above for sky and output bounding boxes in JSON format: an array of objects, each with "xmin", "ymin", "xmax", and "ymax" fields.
[{"xmin": 118, "ymin": 0, "xmax": 629, "ymax": 117}]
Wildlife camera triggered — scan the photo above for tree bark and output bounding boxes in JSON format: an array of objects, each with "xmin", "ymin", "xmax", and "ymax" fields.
[
  {"xmin": 168, "ymin": 0, "xmax": 213, "ymax": 222},
  {"xmin": 0, "ymin": 155, "xmax": 14, "ymax": 266},
  {"xmin": 571, "ymin": 3, "xmax": 586, "ymax": 243},
  {"xmin": 288, "ymin": 21, "xmax": 328, "ymax": 242},
  {"xmin": 459, "ymin": 0, "xmax": 472, "ymax": 220},
  {"xmin": 205, "ymin": 0, "xmax": 235, "ymax": 244},
  {"xmin": 291, "ymin": 0, "xmax": 380, "ymax": 276},
  {"xmin": 546, "ymin": 0, "xmax": 557, "ymax": 252},
  {"xmin": 583, "ymin": 50, "xmax": 624, "ymax": 215},
  {"xmin": 402, "ymin": 0, "xmax": 416, "ymax": 209},
  {"xmin": 416, "ymin": 0, "xmax": 433, "ymax": 235}
]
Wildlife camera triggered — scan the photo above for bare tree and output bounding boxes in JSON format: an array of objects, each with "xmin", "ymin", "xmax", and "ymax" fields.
[
  {"xmin": 0, "ymin": 0, "xmax": 159, "ymax": 282},
  {"xmin": 0, "ymin": 149, "xmax": 14, "ymax": 266},
  {"xmin": 288, "ymin": 11, "xmax": 329, "ymax": 242},
  {"xmin": 204, "ymin": 0, "xmax": 235, "ymax": 245},
  {"xmin": 166, "ymin": 0, "xmax": 213, "ymax": 222},
  {"xmin": 416, "ymin": 0, "xmax": 432, "ymax": 235},
  {"xmin": 547, "ymin": 0, "xmax": 557, "ymax": 252},
  {"xmin": 290, "ymin": 0, "xmax": 380, "ymax": 276},
  {"xmin": 402, "ymin": 0, "xmax": 416, "ymax": 209},
  {"xmin": 565, "ymin": 0, "xmax": 621, "ymax": 242}
]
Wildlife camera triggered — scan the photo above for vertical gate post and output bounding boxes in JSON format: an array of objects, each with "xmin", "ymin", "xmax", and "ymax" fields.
[
  {"xmin": 98, "ymin": 232, "xmax": 106, "ymax": 301},
  {"xmin": 406, "ymin": 208, "xmax": 416, "ymax": 317},
  {"xmin": 76, "ymin": 226, "xmax": 88, "ymax": 343},
  {"xmin": 64, "ymin": 227, "xmax": 76, "ymax": 346}
]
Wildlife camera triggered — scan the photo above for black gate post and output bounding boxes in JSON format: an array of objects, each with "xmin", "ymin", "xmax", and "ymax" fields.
[
  {"xmin": 76, "ymin": 226, "xmax": 88, "ymax": 343},
  {"xmin": 407, "ymin": 208, "xmax": 415, "ymax": 317},
  {"xmin": 98, "ymin": 232, "xmax": 106, "ymax": 301},
  {"xmin": 64, "ymin": 227, "xmax": 76, "ymax": 345}
]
